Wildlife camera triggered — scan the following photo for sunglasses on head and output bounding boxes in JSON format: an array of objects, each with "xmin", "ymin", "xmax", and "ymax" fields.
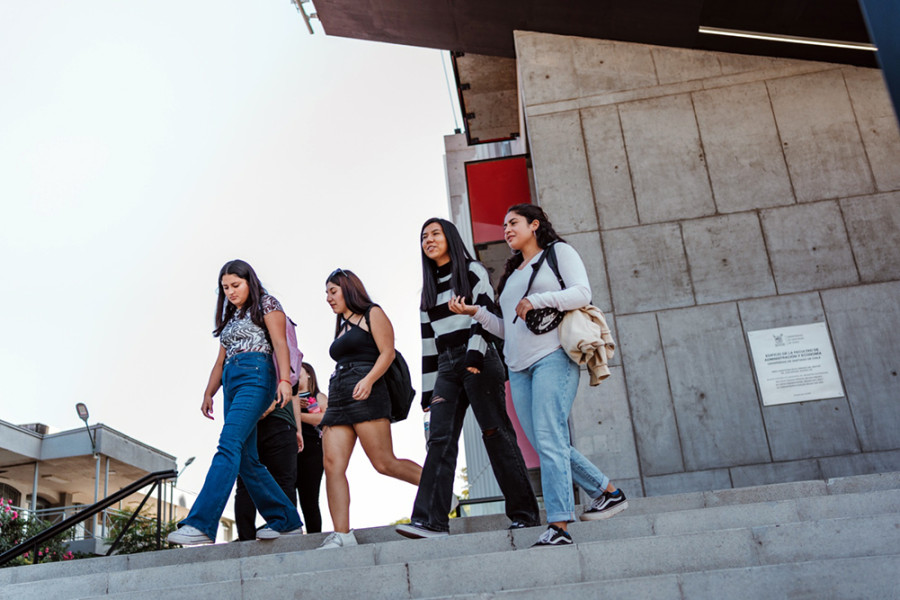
[{"xmin": 328, "ymin": 268, "xmax": 347, "ymax": 280}]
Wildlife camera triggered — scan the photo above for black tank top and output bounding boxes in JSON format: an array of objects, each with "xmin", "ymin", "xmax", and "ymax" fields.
[{"xmin": 328, "ymin": 309, "xmax": 380, "ymax": 365}]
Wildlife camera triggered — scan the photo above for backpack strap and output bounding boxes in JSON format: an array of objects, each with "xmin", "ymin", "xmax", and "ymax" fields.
[
  {"xmin": 544, "ymin": 243, "xmax": 566, "ymax": 290},
  {"xmin": 513, "ymin": 243, "xmax": 565, "ymax": 323}
]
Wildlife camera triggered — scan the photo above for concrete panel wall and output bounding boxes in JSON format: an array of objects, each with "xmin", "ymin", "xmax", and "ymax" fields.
[{"xmin": 514, "ymin": 31, "xmax": 900, "ymax": 496}]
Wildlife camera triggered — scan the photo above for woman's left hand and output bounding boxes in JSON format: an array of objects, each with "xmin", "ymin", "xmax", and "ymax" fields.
[
  {"xmin": 352, "ymin": 376, "xmax": 373, "ymax": 401},
  {"xmin": 296, "ymin": 432, "xmax": 304, "ymax": 452},
  {"xmin": 515, "ymin": 298, "xmax": 534, "ymax": 321},
  {"xmin": 466, "ymin": 367, "xmax": 481, "ymax": 374},
  {"xmin": 276, "ymin": 380, "xmax": 292, "ymax": 407}
]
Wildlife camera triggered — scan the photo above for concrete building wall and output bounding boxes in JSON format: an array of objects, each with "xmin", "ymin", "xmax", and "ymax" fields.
[{"xmin": 514, "ymin": 31, "xmax": 900, "ymax": 498}]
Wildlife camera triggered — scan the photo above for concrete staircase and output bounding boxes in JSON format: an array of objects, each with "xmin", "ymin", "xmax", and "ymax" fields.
[{"xmin": 2, "ymin": 472, "xmax": 898, "ymax": 600}]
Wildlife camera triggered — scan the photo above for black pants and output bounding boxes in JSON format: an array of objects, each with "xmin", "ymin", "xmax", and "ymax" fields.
[
  {"xmin": 411, "ymin": 345, "xmax": 540, "ymax": 532},
  {"xmin": 295, "ymin": 430, "xmax": 324, "ymax": 533},
  {"xmin": 234, "ymin": 416, "xmax": 298, "ymax": 541}
]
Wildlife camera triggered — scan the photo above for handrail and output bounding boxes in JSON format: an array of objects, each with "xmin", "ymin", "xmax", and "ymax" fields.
[
  {"xmin": 0, "ymin": 469, "xmax": 177, "ymax": 567},
  {"xmin": 453, "ymin": 495, "xmax": 505, "ymax": 518}
]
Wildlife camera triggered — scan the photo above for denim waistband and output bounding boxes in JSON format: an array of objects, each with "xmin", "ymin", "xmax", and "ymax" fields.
[
  {"xmin": 224, "ymin": 351, "xmax": 272, "ymax": 366},
  {"xmin": 335, "ymin": 361, "xmax": 375, "ymax": 370}
]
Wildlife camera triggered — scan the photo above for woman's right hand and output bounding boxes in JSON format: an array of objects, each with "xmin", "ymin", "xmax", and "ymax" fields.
[
  {"xmin": 448, "ymin": 295, "xmax": 477, "ymax": 316},
  {"xmin": 201, "ymin": 395, "xmax": 215, "ymax": 420}
]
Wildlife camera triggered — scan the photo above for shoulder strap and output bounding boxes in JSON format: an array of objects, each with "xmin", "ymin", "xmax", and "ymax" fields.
[
  {"xmin": 362, "ymin": 304, "xmax": 376, "ymax": 332},
  {"xmin": 544, "ymin": 243, "xmax": 566, "ymax": 290},
  {"xmin": 521, "ymin": 248, "xmax": 550, "ymax": 299}
]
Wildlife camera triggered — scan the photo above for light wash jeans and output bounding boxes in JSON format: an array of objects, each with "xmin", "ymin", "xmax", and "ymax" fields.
[
  {"xmin": 180, "ymin": 352, "xmax": 302, "ymax": 541},
  {"xmin": 508, "ymin": 347, "xmax": 610, "ymax": 523}
]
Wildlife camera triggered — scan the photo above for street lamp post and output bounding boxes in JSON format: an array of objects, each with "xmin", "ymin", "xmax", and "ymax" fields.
[
  {"xmin": 169, "ymin": 457, "xmax": 195, "ymax": 523},
  {"xmin": 75, "ymin": 403, "xmax": 101, "ymax": 540}
]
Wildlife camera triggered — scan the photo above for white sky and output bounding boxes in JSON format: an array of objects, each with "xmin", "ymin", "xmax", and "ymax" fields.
[{"xmin": 0, "ymin": 0, "xmax": 463, "ymax": 532}]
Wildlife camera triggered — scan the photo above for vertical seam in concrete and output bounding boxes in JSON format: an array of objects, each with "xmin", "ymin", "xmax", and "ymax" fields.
[
  {"xmin": 678, "ymin": 221, "xmax": 698, "ymax": 306},
  {"xmin": 655, "ymin": 312, "xmax": 688, "ymax": 472},
  {"xmin": 834, "ymin": 197, "xmax": 863, "ymax": 284},
  {"xmin": 764, "ymin": 79, "xmax": 798, "ymax": 205},
  {"xmin": 577, "ymin": 109, "xmax": 605, "ymax": 240},
  {"xmin": 405, "ymin": 561, "xmax": 412, "ymax": 598},
  {"xmin": 818, "ymin": 290, "xmax": 864, "ymax": 454},
  {"xmin": 689, "ymin": 92, "xmax": 719, "ymax": 215},
  {"xmin": 841, "ymin": 67, "xmax": 879, "ymax": 193},
  {"xmin": 735, "ymin": 301, "xmax": 775, "ymax": 464},
  {"xmin": 615, "ymin": 321, "xmax": 647, "ymax": 496},
  {"xmin": 616, "ymin": 104, "xmax": 642, "ymax": 224},
  {"xmin": 756, "ymin": 210, "xmax": 781, "ymax": 296},
  {"xmin": 577, "ymin": 107, "xmax": 619, "ymax": 313},
  {"xmin": 648, "ymin": 47, "xmax": 661, "ymax": 86}
]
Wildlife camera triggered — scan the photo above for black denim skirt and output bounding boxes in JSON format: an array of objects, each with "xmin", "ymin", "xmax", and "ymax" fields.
[{"xmin": 321, "ymin": 362, "xmax": 391, "ymax": 426}]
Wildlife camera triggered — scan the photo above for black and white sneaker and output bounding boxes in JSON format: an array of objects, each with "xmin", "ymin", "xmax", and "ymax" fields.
[
  {"xmin": 395, "ymin": 522, "xmax": 449, "ymax": 539},
  {"xmin": 531, "ymin": 524, "xmax": 573, "ymax": 547},
  {"xmin": 580, "ymin": 489, "xmax": 628, "ymax": 521}
]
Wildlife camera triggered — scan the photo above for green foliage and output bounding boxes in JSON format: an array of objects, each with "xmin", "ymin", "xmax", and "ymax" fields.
[
  {"xmin": 0, "ymin": 497, "xmax": 76, "ymax": 567},
  {"xmin": 458, "ymin": 467, "xmax": 470, "ymax": 500},
  {"xmin": 104, "ymin": 507, "xmax": 179, "ymax": 554}
]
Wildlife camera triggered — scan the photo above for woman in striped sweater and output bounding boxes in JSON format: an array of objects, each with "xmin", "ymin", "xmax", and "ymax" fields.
[{"xmin": 396, "ymin": 218, "xmax": 539, "ymax": 539}]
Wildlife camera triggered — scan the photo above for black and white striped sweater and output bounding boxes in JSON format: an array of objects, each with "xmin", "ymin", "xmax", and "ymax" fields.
[{"xmin": 420, "ymin": 260, "xmax": 497, "ymax": 408}]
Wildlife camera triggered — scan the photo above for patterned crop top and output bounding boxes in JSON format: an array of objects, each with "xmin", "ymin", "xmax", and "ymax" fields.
[{"xmin": 220, "ymin": 294, "xmax": 283, "ymax": 358}]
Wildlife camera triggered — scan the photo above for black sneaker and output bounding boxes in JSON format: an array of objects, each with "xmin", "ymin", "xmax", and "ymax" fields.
[
  {"xmin": 531, "ymin": 524, "xmax": 573, "ymax": 547},
  {"xmin": 508, "ymin": 520, "xmax": 529, "ymax": 529},
  {"xmin": 580, "ymin": 489, "xmax": 628, "ymax": 521},
  {"xmin": 395, "ymin": 522, "xmax": 449, "ymax": 539}
]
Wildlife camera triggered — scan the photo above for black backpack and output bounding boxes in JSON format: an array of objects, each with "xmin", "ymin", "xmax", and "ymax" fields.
[{"xmin": 364, "ymin": 306, "xmax": 415, "ymax": 423}]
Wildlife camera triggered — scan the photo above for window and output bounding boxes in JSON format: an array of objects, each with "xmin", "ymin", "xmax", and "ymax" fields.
[{"xmin": 0, "ymin": 482, "xmax": 22, "ymax": 507}]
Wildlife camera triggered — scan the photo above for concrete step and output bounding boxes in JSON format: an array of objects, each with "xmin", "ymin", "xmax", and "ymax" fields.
[
  {"xmin": 4, "ymin": 484, "xmax": 897, "ymax": 594},
  {"xmin": 10, "ymin": 510, "xmax": 897, "ymax": 600},
  {"xmin": 433, "ymin": 554, "xmax": 900, "ymax": 600},
  {"xmin": 0, "ymin": 472, "xmax": 896, "ymax": 599}
]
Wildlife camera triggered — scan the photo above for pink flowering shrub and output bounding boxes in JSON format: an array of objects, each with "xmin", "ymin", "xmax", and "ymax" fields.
[{"xmin": 1, "ymin": 497, "xmax": 76, "ymax": 567}]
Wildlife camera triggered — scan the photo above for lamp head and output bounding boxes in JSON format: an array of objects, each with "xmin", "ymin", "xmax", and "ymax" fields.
[{"xmin": 76, "ymin": 403, "xmax": 90, "ymax": 423}]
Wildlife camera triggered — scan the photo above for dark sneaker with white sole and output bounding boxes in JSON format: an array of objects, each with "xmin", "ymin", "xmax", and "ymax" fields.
[
  {"xmin": 580, "ymin": 489, "xmax": 628, "ymax": 521},
  {"xmin": 531, "ymin": 524, "xmax": 573, "ymax": 547},
  {"xmin": 395, "ymin": 522, "xmax": 449, "ymax": 539},
  {"xmin": 257, "ymin": 525, "xmax": 304, "ymax": 540}
]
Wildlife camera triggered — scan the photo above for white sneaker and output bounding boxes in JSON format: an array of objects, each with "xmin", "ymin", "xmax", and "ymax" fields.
[
  {"xmin": 167, "ymin": 525, "xmax": 213, "ymax": 545},
  {"xmin": 257, "ymin": 525, "xmax": 304, "ymax": 540},
  {"xmin": 317, "ymin": 530, "xmax": 358, "ymax": 550}
]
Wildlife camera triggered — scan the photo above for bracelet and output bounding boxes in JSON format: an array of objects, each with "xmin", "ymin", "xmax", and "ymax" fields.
[{"xmin": 278, "ymin": 379, "xmax": 291, "ymax": 385}]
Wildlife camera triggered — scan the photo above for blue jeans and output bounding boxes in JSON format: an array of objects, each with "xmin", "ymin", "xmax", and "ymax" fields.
[
  {"xmin": 180, "ymin": 352, "xmax": 302, "ymax": 541},
  {"xmin": 508, "ymin": 348, "xmax": 610, "ymax": 523}
]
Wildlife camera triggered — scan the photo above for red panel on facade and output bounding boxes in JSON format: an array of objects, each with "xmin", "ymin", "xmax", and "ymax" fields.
[{"xmin": 465, "ymin": 156, "xmax": 531, "ymax": 245}]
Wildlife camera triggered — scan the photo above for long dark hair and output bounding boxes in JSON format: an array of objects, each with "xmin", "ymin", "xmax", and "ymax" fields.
[
  {"xmin": 497, "ymin": 204, "xmax": 566, "ymax": 296},
  {"xmin": 300, "ymin": 361, "xmax": 320, "ymax": 396},
  {"xmin": 213, "ymin": 259, "xmax": 267, "ymax": 337},
  {"xmin": 420, "ymin": 218, "xmax": 483, "ymax": 311},
  {"xmin": 326, "ymin": 268, "xmax": 375, "ymax": 336}
]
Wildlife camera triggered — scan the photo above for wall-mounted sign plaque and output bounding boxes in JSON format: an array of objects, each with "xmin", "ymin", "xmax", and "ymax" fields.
[{"xmin": 747, "ymin": 322, "xmax": 844, "ymax": 406}]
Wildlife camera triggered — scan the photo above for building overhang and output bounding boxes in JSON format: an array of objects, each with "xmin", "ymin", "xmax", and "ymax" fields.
[
  {"xmin": 313, "ymin": 0, "xmax": 877, "ymax": 68},
  {"xmin": 0, "ymin": 420, "xmax": 176, "ymax": 506}
]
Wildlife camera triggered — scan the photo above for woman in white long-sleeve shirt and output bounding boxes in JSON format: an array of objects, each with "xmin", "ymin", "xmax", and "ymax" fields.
[{"xmin": 450, "ymin": 204, "xmax": 628, "ymax": 547}]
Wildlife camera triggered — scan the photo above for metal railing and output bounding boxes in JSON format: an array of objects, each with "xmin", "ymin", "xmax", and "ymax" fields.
[
  {"xmin": 452, "ymin": 495, "xmax": 505, "ymax": 518},
  {"xmin": 0, "ymin": 469, "xmax": 177, "ymax": 567}
]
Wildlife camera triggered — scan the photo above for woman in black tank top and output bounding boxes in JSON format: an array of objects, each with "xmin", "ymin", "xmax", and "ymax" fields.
[{"xmin": 316, "ymin": 268, "xmax": 422, "ymax": 550}]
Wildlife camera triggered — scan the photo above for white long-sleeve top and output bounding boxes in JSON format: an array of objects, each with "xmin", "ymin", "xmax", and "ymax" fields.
[{"xmin": 474, "ymin": 242, "xmax": 591, "ymax": 372}]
